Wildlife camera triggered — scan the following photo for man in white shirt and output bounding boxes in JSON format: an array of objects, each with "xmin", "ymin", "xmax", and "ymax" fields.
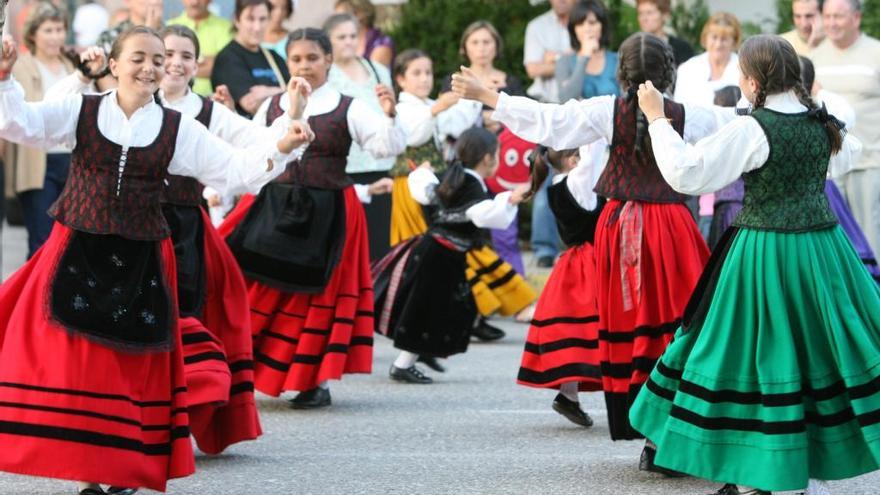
[
  {"xmin": 523, "ymin": 0, "xmax": 574, "ymax": 104},
  {"xmin": 812, "ymin": 0, "xmax": 880, "ymax": 255},
  {"xmin": 779, "ymin": 0, "xmax": 825, "ymax": 55}
]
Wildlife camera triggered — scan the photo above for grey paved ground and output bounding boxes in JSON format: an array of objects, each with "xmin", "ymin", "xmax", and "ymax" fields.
[{"xmin": 1, "ymin": 224, "xmax": 879, "ymax": 494}]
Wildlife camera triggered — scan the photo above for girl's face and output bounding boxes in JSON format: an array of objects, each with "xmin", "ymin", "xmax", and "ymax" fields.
[
  {"xmin": 560, "ymin": 152, "xmax": 580, "ymax": 174},
  {"xmin": 109, "ymin": 33, "xmax": 165, "ymax": 100},
  {"xmin": 235, "ymin": 4, "xmax": 271, "ymax": 49},
  {"xmin": 287, "ymin": 39, "xmax": 332, "ymax": 89},
  {"xmin": 636, "ymin": 2, "xmax": 666, "ymax": 34},
  {"xmin": 268, "ymin": 0, "xmax": 289, "ymax": 28},
  {"xmin": 574, "ymin": 12, "xmax": 603, "ymax": 45},
  {"xmin": 162, "ymin": 34, "xmax": 198, "ymax": 95},
  {"xmin": 329, "ymin": 20, "xmax": 359, "ymax": 62},
  {"xmin": 396, "ymin": 57, "xmax": 433, "ymax": 99},
  {"xmin": 738, "ymin": 69, "xmax": 759, "ymax": 105},
  {"xmin": 464, "ymin": 28, "xmax": 497, "ymax": 67},
  {"xmin": 474, "ymin": 149, "xmax": 499, "ymax": 178},
  {"xmin": 704, "ymin": 27, "xmax": 736, "ymax": 65},
  {"xmin": 33, "ymin": 19, "xmax": 66, "ymax": 59}
]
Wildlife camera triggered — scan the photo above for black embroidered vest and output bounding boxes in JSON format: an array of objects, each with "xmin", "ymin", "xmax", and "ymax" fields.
[
  {"xmin": 594, "ymin": 98, "xmax": 688, "ymax": 203},
  {"xmin": 431, "ymin": 173, "xmax": 491, "ymax": 249},
  {"xmin": 49, "ymin": 94, "xmax": 180, "ymax": 240},
  {"xmin": 548, "ymin": 177, "xmax": 604, "ymax": 247},
  {"xmin": 161, "ymin": 95, "xmax": 213, "ymax": 206},
  {"xmin": 733, "ymin": 109, "xmax": 838, "ymax": 232}
]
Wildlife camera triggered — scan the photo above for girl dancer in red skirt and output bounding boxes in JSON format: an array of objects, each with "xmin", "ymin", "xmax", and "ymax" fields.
[
  {"xmin": 219, "ymin": 27, "xmax": 404, "ymax": 410},
  {"xmin": 0, "ymin": 27, "xmax": 311, "ymax": 494},
  {"xmin": 516, "ymin": 144, "xmax": 606, "ymax": 427},
  {"xmin": 453, "ymin": 32, "xmax": 734, "ymax": 463}
]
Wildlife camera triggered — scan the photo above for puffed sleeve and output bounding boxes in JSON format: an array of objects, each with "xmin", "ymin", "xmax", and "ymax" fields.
[
  {"xmin": 490, "ymin": 92, "xmax": 615, "ymax": 150},
  {"xmin": 167, "ymin": 114, "xmax": 290, "ymax": 196},
  {"xmin": 465, "ymin": 193, "xmax": 517, "ymax": 229},
  {"xmin": 0, "ymin": 78, "xmax": 81, "ymax": 150},
  {"xmin": 436, "ymin": 99, "xmax": 481, "ymax": 140},
  {"xmin": 681, "ymin": 103, "xmax": 737, "ymax": 144},
  {"xmin": 346, "ymin": 97, "xmax": 407, "ymax": 158},
  {"xmin": 43, "ymin": 71, "xmax": 97, "ymax": 100},
  {"xmin": 648, "ymin": 116, "xmax": 769, "ymax": 195},
  {"xmin": 407, "ymin": 166, "xmax": 439, "ymax": 205},
  {"xmin": 395, "ymin": 98, "xmax": 434, "ymax": 147}
]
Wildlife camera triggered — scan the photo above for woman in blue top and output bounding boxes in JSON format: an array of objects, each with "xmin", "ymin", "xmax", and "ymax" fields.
[{"xmin": 555, "ymin": 0, "xmax": 620, "ymax": 102}]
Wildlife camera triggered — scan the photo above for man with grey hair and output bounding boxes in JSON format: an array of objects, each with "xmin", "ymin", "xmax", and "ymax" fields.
[
  {"xmin": 812, "ymin": 0, "xmax": 880, "ymax": 256},
  {"xmin": 779, "ymin": 0, "xmax": 825, "ymax": 54}
]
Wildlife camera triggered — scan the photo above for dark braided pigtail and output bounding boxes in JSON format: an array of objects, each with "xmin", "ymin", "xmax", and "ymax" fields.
[{"xmin": 793, "ymin": 83, "xmax": 844, "ymax": 154}]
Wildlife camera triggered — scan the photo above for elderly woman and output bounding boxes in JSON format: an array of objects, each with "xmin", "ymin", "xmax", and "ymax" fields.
[
  {"xmin": 3, "ymin": 2, "xmax": 74, "ymax": 258},
  {"xmin": 334, "ymin": 0, "xmax": 394, "ymax": 68},
  {"xmin": 636, "ymin": 0, "xmax": 695, "ymax": 65},
  {"xmin": 673, "ymin": 11, "xmax": 741, "ymax": 105},
  {"xmin": 556, "ymin": 0, "xmax": 620, "ymax": 102}
]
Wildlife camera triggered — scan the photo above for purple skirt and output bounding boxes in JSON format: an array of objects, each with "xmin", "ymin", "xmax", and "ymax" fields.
[{"xmin": 826, "ymin": 180, "xmax": 880, "ymax": 282}]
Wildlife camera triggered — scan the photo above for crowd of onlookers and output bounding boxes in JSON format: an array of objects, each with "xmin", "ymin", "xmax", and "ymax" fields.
[{"xmin": 0, "ymin": 0, "xmax": 877, "ymax": 277}]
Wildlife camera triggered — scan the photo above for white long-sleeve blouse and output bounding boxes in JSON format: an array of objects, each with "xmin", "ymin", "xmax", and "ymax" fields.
[
  {"xmin": 0, "ymin": 78, "xmax": 291, "ymax": 196},
  {"xmin": 407, "ymin": 166, "xmax": 517, "ymax": 230},
  {"xmin": 395, "ymin": 91, "xmax": 481, "ymax": 148}
]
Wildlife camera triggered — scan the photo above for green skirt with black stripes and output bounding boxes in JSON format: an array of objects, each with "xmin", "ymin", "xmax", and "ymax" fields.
[{"xmin": 629, "ymin": 225, "xmax": 880, "ymax": 492}]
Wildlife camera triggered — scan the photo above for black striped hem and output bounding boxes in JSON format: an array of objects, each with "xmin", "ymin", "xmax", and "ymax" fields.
[
  {"xmin": 184, "ymin": 352, "xmax": 226, "ymax": 365},
  {"xmin": 230, "ymin": 382, "xmax": 255, "ymax": 396},
  {"xmin": 487, "ymin": 270, "xmax": 517, "ymax": 290},
  {"xmin": 530, "ymin": 315, "xmax": 599, "ymax": 327},
  {"xmin": 0, "ymin": 382, "xmax": 182, "ymax": 408},
  {"xmin": 0, "ymin": 420, "xmax": 189, "ymax": 455},
  {"xmin": 517, "ymin": 363, "xmax": 601, "ymax": 385},
  {"xmin": 523, "ymin": 338, "xmax": 598, "ymax": 355},
  {"xmin": 0, "ymin": 401, "xmax": 173, "ymax": 431},
  {"xmin": 261, "ymin": 330, "xmax": 299, "ymax": 346},
  {"xmin": 254, "ymin": 351, "xmax": 289, "ymax": 372},
  {"xmin": 471, "ymin": 258, "xmax": 504, "ymax": 277},
  {"xmin": 182, "ymin": 332, "xmax": 218, "ymax": 346},
  {"xmin": 229, "ymin": 360, "xmax": 254, "ymax": 373},
  {"xmin": 600, "ymin": 357, "xmax": 658, "ymax": 379},
  {"xmin": 598, "ymin": 320, "xmax": 680, "ymax": 344}
]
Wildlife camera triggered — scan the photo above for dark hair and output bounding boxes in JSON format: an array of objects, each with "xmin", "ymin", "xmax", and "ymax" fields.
[
  {"xmin": 569, "ymin": 0, "xmax": 612, "ymax": 51},
  {"xmin": 436, "ymin": 127, "xmax": 499, "ymax": 204},
  {"xmin": 393, "ymin": 48, "xmax": 431, "ymax": 93},
  {"xmin": 334, "ymin": 0, "xmax": 376, "ymax": 27},
  {"xmin": 525, "ymin": 145, "xmax": 579, "ymax": 201},
  {"xmin": 286, "ymin": 28, "xmax": 333, "ymax": 57},
  {"xmin": 24, "ymin": 2, "xmax": 68, "ymax": 55},
  {"xmin": 109, "ymin": 25, "xmax": 162, "ymax": 62},
  {"xmin": 616, "ymin": 33, "xmax": 676, "ymax": 155},
  {"xmin": 713, "ymin": 85, "xmax": 742, "ymax": 107},
  {"xmin": 636, "ymin": 0, "xmax": 671, "ymax": 14},
  {"xmin": 161, "ymin": 24, "xmax": 201, "ymax": 59},
  {"xmin": 459, "ymin": 20, "xmax": 503, "ymax": 61},
  {"xmin": 323, "ymin": 12, "xmax": 359, "ymax": 36},
  {"xmin": 276, "ymin": 0, "xmax": 295, "ymax": 18},
  {"xmin": 799, "ymin": 55, "xmax": 815, "ymax": 92},
  {"xmin": 740, "ymin": 34, "xmax": 843, "ymax": 154},
  {"xmin": 235, "ymin": 0, "xmax": 271, "ymax": 21}
]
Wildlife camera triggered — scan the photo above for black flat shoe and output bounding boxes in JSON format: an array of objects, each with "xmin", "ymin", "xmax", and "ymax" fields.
[
  {"xmin": 288, "ymin": 387, "xmax": 331, "ymax": 409},
  {"xmin": 551, "ymin": 393, "xmax": 593, "ymax": 427},
  {"xmin": 472, "ymin": 318, "xmax": 506, "ymax": 341},
  {"xmin": 389, "ymin": 364, "xmax": 433, "ymax": 384},
  {"xmin": 79, "ymin": 490, "xmax": 105, "ymax": 495},
  {"xmin": 639, "ymin": 445, "xmax": 687, "ymax": 478},
  {"xmin": 417, "ymin": 355, "xmax": 446, "ymax": 373},
  {"xmin": 106, "ymin": 488, "xmax": 138, "ymax": 495},
  {"xmin": 706, "ymin": 484, "xmax": 771, "ymax": 495}
]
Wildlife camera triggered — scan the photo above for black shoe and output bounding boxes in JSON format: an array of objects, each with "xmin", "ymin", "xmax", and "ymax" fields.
[
  {"xmin": 472, "ymin": 318, "xmax": 506, "ymax": 341},
  {"xmin": 288, "ymin": 387, "xmax": 331, "ymax": 409},
  {"xmin": 551, "ymin": 393, "xmax": 593, "ymax": 427},
  {"xmin": 417, "ymin": 355, "xmax": 446, "ymax": 373},
  {"xmin": 639, "ymin": 445, "xmax": 687, "ymax": 478},
  {"xmin": 536, "ymin": 256, "xmax": 554, "ymax": 268},
  {"xmin": 389, "ymin": 364, "xmax": 433, "ymax": 384},
  {"xmin": 79, "ymin": 490, "xmax": 105, "ymax": 495},
  {"xmin": 706, "ymin": 484, "xmax": 771, "ymax": 495},
  {"xmin": 106, "ymin": 489, "xmax": 137, "ymax": 495}
]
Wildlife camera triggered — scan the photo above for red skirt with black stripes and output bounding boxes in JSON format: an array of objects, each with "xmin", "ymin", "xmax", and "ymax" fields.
[
  {"xmin": 182, "ymin": 208, "xmax": 261, "ymax": 455},
  {"xmin": 517, "ymin": 243, "xmax": 601, "ymax": 391},
  {"xmin": 219, "ymin": 187, "xmax": 374, "ymax": 394},
  {"xmin": 0, "ymin": 223, "xmax": 193, "ymax": 492},
  {"xmin": 594, "ymin": 200, "xmax": 709, "ymax": 440}
]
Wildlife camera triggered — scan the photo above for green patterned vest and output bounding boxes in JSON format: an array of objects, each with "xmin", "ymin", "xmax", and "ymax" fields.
[
  {"xmin": 389, "ymin": 140, "xmax": 446, "ymax": 178},
  {"xmin": 732, "ymin": 109, "xmax": 838, "ymax": 232}
]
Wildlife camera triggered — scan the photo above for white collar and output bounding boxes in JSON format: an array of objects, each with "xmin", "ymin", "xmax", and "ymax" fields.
[
  {"xmin": 763, "ymin": 90, "xmax": 808, "ymax": 113},
  {"xmin": 108, "ymin": 90, "xmax": 160, "ymax": 120},
  {"xmin": 398, "ymin": 91, "xmax": 429, "ymax": 105}
]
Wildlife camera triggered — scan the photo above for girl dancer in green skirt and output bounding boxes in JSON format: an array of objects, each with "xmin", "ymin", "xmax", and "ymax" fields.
[{"xmin": 629, "ymin": 34, "xmax": 869, "ymax": 495}]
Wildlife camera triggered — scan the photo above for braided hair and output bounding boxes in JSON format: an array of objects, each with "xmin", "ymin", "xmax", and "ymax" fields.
[
  {"xmin": 739, "ymin": 35, "xmax": 843, "ymax": 154},
  {"xmin": 435, "ymin": 127, "xmax": 498, "ymax": 205},
  {"xmin": 524, "ymin": 145, "xmax": 579, "ymax": 201},
  {"xmin": 615, "ymin": 33, "xmax": 677, "ymax": 155}
]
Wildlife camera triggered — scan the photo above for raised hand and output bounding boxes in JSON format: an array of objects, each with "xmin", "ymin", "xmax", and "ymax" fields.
[
  {"xmin": 509, "ymin": 184, "xmax": 530, "ymax": 205},
  {"xmin": 211, "ymin": 84, "xmax": 235, "ymax": 110},
  {"xmin": 432, "ymin": 91, "xmax": 460, "ymax": 115},
  {"xmin": 451, "ymin": 66, "xmax": 498, "ymax": 108},
  {"xmin": 0, "ymin": 37, "xmax": 18, "ymax": 77},
  {"xmin": 144, "ymin": 0, "xmax": 164, "ymax": 29},
  {"xmin": 287, "ymin": 76, "xmax": 312, "ymax": 119},
  {"xmin": 636, "ymin": 80, "xmax": 665, "ymax": 123},
  {"xmin": 77, "ymin": 46, "xmax": 107, "ymax": 80},
  {"xmin": 579, "ymin": 37, "xmax": 600, "ymax": 57},
  {"xmin": 277, "ymin": 120, "xmax": 315, "ymax": 154},
  {"xmin": 375, "ymin": 84, "xmax": 397, "ymax": 117}
]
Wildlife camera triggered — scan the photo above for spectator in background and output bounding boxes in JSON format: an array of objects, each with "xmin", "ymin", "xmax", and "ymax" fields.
[
  {"xmin": 168, "ymin": 0, "xmax": 234, "ymax": 96},
  {"xmin": 212, "ymin": 0, "xmax": 289, "ymax": 117},
  {"xmin": 72, "ymin": 1, "xmax": 109, "ymax": 48},
  {"xmin": 812, "ymin": 0, "xmax": 880, "ymax": 256},
  {"xmin": 523, "ymin": 0, "xmax": 574, "ymax": 104},
  {"xmin": 96, "ymin": 0, "xmax": 163, "ymax": 54},
  {"xmin": 2, "ymin": 2, "xmax": 74, "ymax": 257},
  {"xmin": 326, "ymin": 12, "xmax": 396, "ymax": 259},
  {"xmin": 780, "ymin": 0, "xmax": 825, "ymax": 55},
  {"xmin": 556, "ymin": 0, "xmax": 620, "ymax": 102},
  {"xmin": 334, "ymin": 0, "xmax": 394, "ymax": 68},
  {"xmin": 636, "ymin": 0, "xmax": 694, "ymax": 65},
  {"xmin": 262, "ymin": 0, "xmax": 293, "ymax": 58}
]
